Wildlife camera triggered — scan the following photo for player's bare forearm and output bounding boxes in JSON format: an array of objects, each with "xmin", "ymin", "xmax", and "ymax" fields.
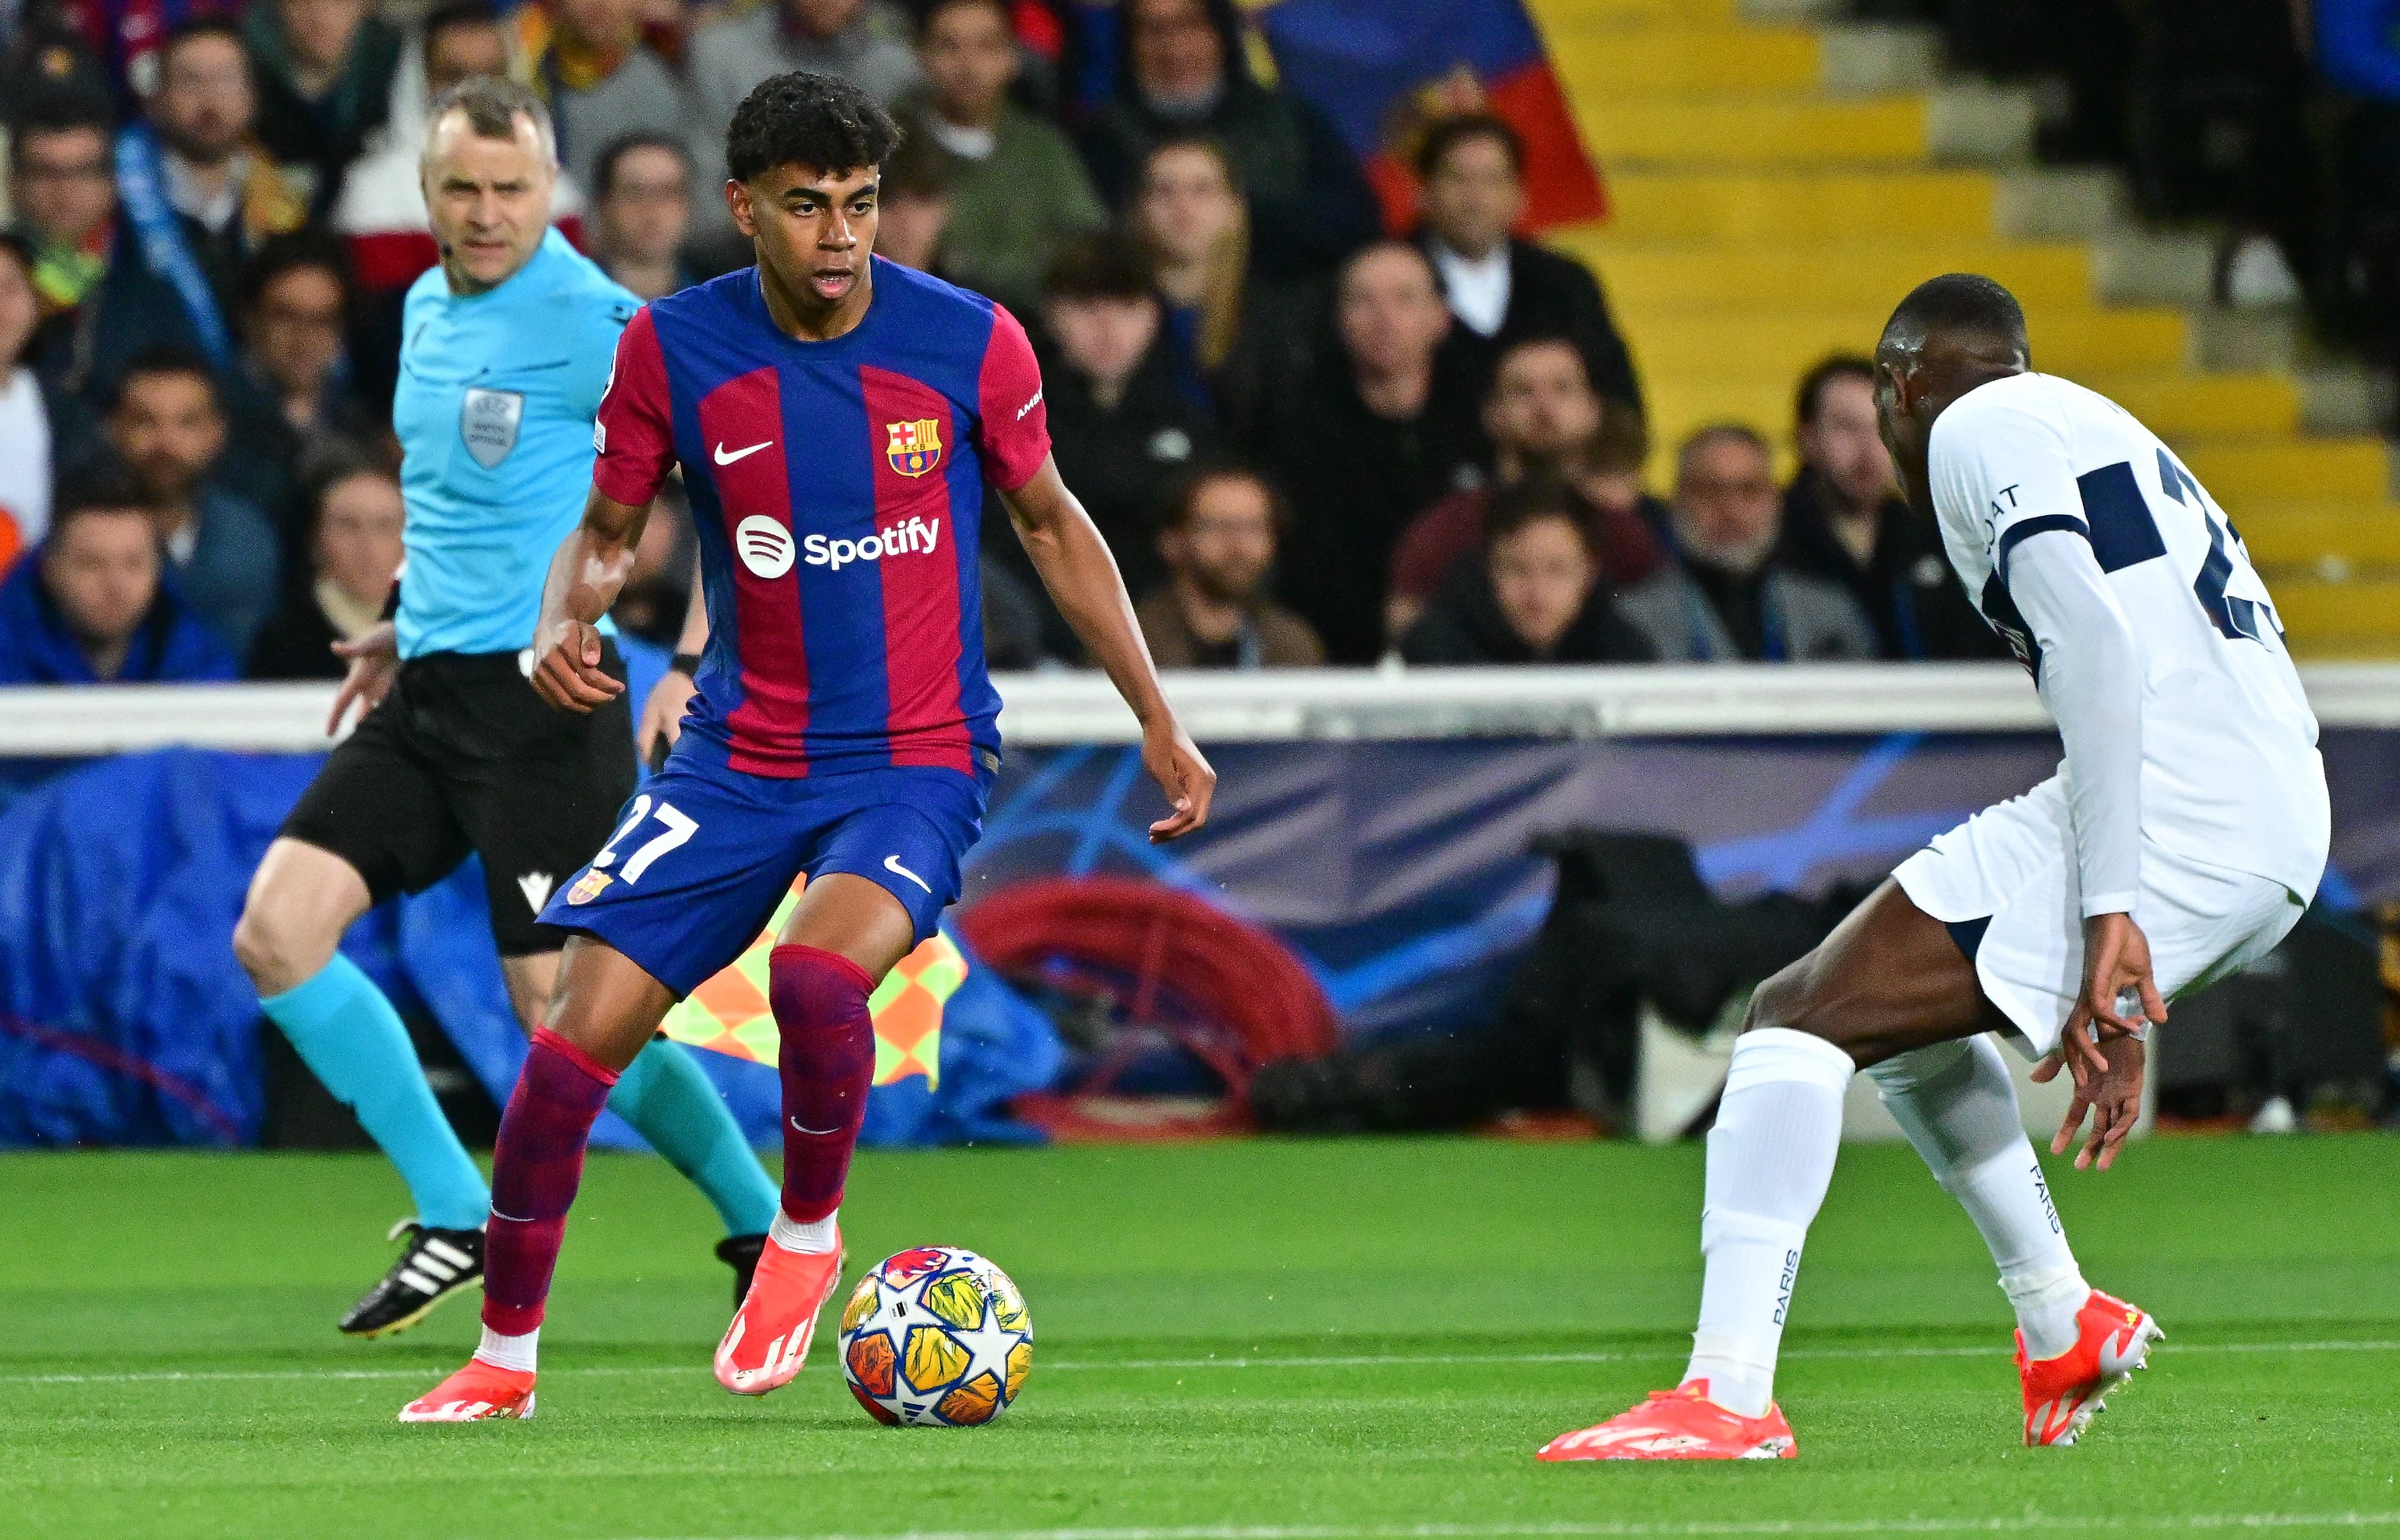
[
  {"xmin": 1001, "ymin": 458, "xmax": 1215, "ymax": 840},
  {"xmin": 530, "ymin": 487, "xmax": 649, "ymax": 712}
]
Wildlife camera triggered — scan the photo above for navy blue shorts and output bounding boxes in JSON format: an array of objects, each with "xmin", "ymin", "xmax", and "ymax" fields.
[{"xmin": 538, "ymin": 739, "xmax": 994, "ymax": 996}]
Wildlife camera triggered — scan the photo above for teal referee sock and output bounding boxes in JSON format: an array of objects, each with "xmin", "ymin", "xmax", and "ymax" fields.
[
  {"xmin": 260, "ymin": 956, "xmax": 491, "ymax": 1231},
  {"xmin": 608, "ymin": 1039, "xmax": 779, "ymax": 1236}
]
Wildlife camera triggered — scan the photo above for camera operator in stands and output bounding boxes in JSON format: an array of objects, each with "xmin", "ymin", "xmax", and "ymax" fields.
[{"xmin": 0, "ymin": 464, "xmax": 238, "ymax": 684}]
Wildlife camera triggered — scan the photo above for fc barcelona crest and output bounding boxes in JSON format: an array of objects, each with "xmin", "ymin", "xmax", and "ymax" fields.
[{"xmin": 885, "ymin": 418, "xmax": 943, "ymax": 477}]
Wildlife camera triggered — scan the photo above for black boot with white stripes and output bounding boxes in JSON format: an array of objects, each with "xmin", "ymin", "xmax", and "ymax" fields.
[{"xmin": 339, "ymin": 1220, "xmax": 485, "ymax": 1338}]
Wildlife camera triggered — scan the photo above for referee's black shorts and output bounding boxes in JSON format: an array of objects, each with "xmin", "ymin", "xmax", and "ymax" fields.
[{"xmin": 280, "ymin": 642, "xmax": 638, "ymax": 957}]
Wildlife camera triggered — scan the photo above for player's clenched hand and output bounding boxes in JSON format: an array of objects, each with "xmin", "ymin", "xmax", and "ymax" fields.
[
  {"xmin": 327, "ymin": 622, "xmax": 399, "ymax": 735},
  {"xmin": 1142, "ymin": 720, "xmax": 1215, "ymax": 843},
  {"xmin": 2035, "ymin": 1024, "xmax": 2146, "ymax": 1171},
  {"xmin": 638, "ymin": 667, "xmax": 697, "ymax": 767},
  {"xmin": 2062, "ymin": 911, "xmax": 2165, "ymax": 1073},
  {"xmin": 530, "ymin": 619, "xmax": 624, "ymax": 712}
]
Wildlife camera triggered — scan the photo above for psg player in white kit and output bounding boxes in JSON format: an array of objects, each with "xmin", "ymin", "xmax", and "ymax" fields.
[{"xmin": 1541, "ymin": 274, "xmax": 2328, "ymax": 1460}]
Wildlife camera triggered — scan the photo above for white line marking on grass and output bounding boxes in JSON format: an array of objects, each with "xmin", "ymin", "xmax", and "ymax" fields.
[
  {"xmin": 606, "ymin": 1513, "xmax": 2400, "ymax": 1540},
  {"xmin": 5, "ymin": 1340, "xmax": 2396, "ymax": 1388}
]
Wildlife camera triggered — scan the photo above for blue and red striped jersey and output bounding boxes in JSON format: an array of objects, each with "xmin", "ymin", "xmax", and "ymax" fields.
[{"xmin": 594, "ymin": 257, "xmax": 1050, "ymax": 778}]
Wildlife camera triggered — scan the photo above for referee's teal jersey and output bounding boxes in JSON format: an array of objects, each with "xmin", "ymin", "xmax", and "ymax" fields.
[{"xmin": 392, "ymin": 228, "xmax": 640, "ymax": 659}]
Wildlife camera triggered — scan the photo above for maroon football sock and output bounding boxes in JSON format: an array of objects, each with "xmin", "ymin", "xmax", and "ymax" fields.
[
  {"xmin": 770, "ymin": 944, "xmax": 877, "ymax": 1225},
  {"xmin": 481, "ymin": 1028, "xmax": 618, "ymax": 1335}
]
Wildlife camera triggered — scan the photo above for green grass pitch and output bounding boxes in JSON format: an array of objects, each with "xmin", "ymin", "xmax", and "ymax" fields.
[{"xmin": 4, "ymin": 1136, "xmax": 2398, "ymax": 1539}]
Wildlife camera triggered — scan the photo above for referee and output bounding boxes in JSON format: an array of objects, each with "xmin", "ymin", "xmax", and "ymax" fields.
[{"xmin": 231, "ymin": 77, "xmax": 778, "ymax": 1338}]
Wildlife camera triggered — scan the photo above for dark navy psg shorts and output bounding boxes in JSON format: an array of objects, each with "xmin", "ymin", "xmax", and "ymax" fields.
[{"xmin": 538, "ymin": 735, "xmax": 994, "ymax": 996}]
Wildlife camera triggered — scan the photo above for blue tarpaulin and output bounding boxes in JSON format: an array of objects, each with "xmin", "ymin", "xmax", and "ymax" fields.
[{"xmin": 0, "ymin": 747, "xmax": 1060, "ymax": 1150}]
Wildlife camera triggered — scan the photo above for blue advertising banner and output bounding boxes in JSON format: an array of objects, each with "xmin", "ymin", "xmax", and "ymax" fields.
[{"xmin": 5, "ymin": 730, "xmax": 2393, "ymax": 1147}]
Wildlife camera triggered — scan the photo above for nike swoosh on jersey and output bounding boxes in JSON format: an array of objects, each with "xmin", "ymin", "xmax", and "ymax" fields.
[
  {"xmin": 714, "ymin": 440, "xmax": 773, "ymax": 465},
  {"xmin": 790, "ymin": 1116, "xmax": 843, "ymax": 1136},
  {"xmin": 883, "ymin": 854, "xmax": 931, "ymax": 893}
]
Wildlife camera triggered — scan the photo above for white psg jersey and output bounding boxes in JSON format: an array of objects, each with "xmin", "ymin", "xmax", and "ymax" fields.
[{"xmin": 1926, "ymin": 372, "xmax": 2328, "ymax": 904}]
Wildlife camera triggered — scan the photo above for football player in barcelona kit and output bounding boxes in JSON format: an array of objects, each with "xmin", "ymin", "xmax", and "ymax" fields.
[{"xmin": 401, "ymin": 71, "xmax": 1214, "ymax": 1422}]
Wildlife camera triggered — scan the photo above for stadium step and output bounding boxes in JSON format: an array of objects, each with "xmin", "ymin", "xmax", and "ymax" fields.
[
  {"xmin": 1613, "ymin": 306, "xmax": 2188, "ymax": 380},
  {"xmin": 1628, "ymin": 371, "xmax": 2300, "ymax": 461},
  {"xmin": 2258, "ymin": 576, "xmax": 2400, "ymax": 655},
  {"xmin": 1549, "ymin": 28, "xmax": 1822, "ymax": 97},
  {"xmin": 1547, "ymin": 236, "xmax": 2096, "ymax": 313},
  {"xmin": 1602, "ymin": 169, "xmax": 1996, "ymax": 241},
  {"xmin": 1526, "ymin": 0, "xmax": 1743, "ymax": 33},
  {"xmin": 2238, "ymin": 504, "xmax": 2400, "ymax": 573},
  {"xmin": 2183, "ymin": 440, "xmax": 2392, "ymax": 505},
  {"xmin": 1572, "ymin": 95, "xmax": 1930, "ymax": 167}
]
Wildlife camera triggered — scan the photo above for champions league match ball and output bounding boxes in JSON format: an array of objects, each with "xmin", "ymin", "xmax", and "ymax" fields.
[{"xmin": 837, "ymin": 1247, "xmax": 1032, "ymax": 1426}]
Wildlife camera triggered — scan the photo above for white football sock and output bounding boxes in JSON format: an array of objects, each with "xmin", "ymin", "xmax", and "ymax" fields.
[
  {"xmin": 770, "ymin": 1209, "xmax": 839, "ymax": 1254},
  {"xmin": 1684, "ymin": 1027, "xmax": 1855, "ymax": 1419},
  {"xmin": 474, "ymin": 1324, "xmax": 538, "ymax": 1373},
  {"xmin": 1865, "ymin": 1035, "xmax": 2087, "ymax": 1360}
]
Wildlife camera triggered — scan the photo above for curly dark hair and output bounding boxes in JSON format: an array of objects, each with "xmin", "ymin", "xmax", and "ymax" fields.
[{"xmin": 725, "ymin": 71, "xmax": 904, "ymax": 185}]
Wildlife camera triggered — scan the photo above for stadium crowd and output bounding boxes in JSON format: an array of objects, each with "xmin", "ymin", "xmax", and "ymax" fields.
[{"xmin": 0, "ymin": 0, "xmax": 2025, "ymax": 687}]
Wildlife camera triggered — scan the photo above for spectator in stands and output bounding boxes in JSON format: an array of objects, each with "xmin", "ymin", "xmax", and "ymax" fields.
[
  {"xmin": 1129, "ymin": 135, "xmax": 1313, "ymax": 451},
  {"xmin": 244, "ymin": 0, "xmax": 404, "ymax": 212},
  {"xmin": 901, "ymin": 0, "xmax": 1104, "ymax": 316},
  {"xmin": 245, "ymin": 451, "xmax": 402, "ymax": 678},
  {"xmin": 1774, "ymin": 356, "xmax": 2004, "ymax": 662},
  {"xmin": 0, "ymin": 233, "xmax": 99, "ymax": 575},
  {"xmin": 1136, "ymin": 465, "xmax": 1322, "ymax": 668},
  {"xmin": 1412, "ymin": 113, "xmax": 1641, "ymax": 421},
  {"xmin": 333, "ymin": 2, "xmax": 567, "ymax": 412},
  {"xmin": 1385, "ymin": 335, "xmax": 1661, "ymax": 641},
  {"xmin": 980, "ymin": 554, "xmax": 1052, "ymax": 669},
  {"xmin": 589, "ymin": 134, "xmax": 695, "ymax": 301},
  {"xmin": 1400, "ymin": 474, "xmax": 1654, "ymax": 666},
  {"xmin": 90, "ymin": 18, "xmax": 310, "ymax": 393},
  {"xmin": 8, "ymin": 94, "xmax": 120, "ymax": 327},
  {"xmin": 1029, "ymin": 231, "xmax": 1218, "ymax": 616},
  {"xmin": 1618, "ymin": 424, "xmax": 1874, "ymax": 663},
  {"xmin": 333, "ymin": 1, "xmax": 523, "ymax": 254},
  {"xmin": 240, "ymin": 229, "xmax": 373, "ymax": 462},
  {"xmin": 608, "ymin": 488, "xmax": 694, "ymax": 646},
  {"xmin": 1080, "ymin": 0, "xmax": 1378, "ymax": 281},
  {"xmin": 686, "ymin": 0, "xmax": 920, "ymax": 258},
  {"xmin": 1265, "ymin": 240, "xmax": 1480, "ymax": 664},
  {"xmin": 0, "ymin": 465, "xmax": 239, "ymax": 684},
  {"xmin": 2317, "ymin": 0, "xmax": 2400, "ymax": 366},
  {"xmin": 104, "ymin": 346, "xmax": 282, "ymax": 654},
  {"xmin": 871, "ymin": 134, "xmax": 955, "ymax": 277},
  {"xmin": 18, "ymin": 0, "xmax": 226, "ymax": 107},
  {"xmin": 514, "ymin": 0, "xmax": 691, "ymax": 199}
]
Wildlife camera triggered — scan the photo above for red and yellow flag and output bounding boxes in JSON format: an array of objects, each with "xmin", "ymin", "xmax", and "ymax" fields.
[{"xmin": 660, "ymin": 876, "xmax": 965, "ymax": 1088}]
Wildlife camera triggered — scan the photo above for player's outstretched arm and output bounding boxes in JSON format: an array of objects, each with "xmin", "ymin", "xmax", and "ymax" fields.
[
  {"xmin": 999, "ymin": 455, "xmax": 1215, "ymax": 842},
  {"xmin": 529, "ymin": 486, "xmax": 650, "ymax": 713}
]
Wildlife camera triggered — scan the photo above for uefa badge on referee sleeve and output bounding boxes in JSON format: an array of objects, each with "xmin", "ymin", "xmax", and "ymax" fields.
[{"xmin": 462, "ymin": 388, "xmax": 526, "ymax": 469}]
